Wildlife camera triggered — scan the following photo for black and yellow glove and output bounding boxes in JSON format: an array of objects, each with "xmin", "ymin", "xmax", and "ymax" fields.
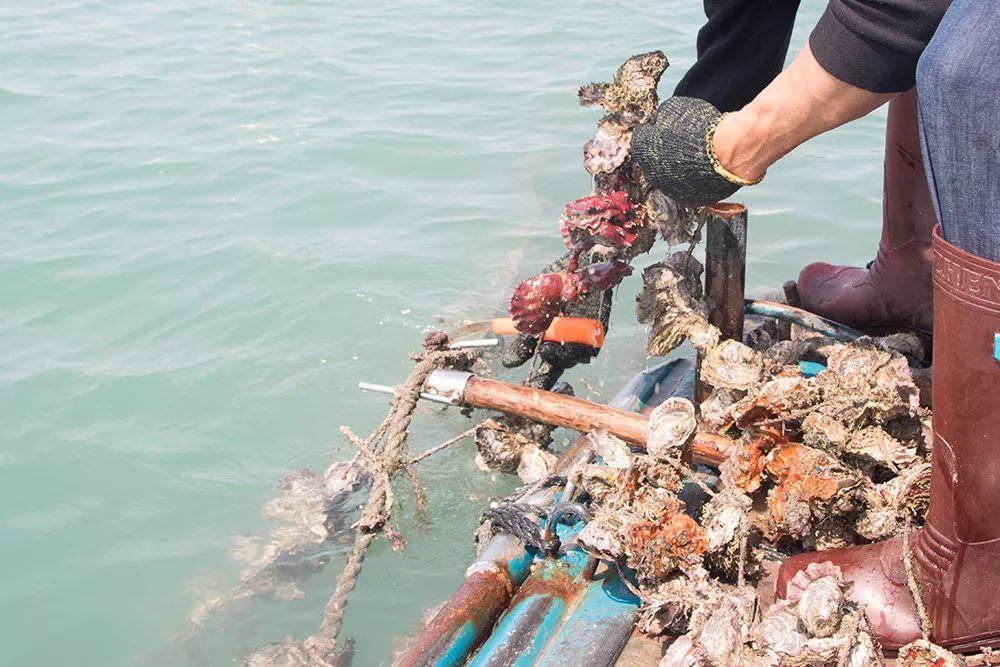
[{"xmin": 631, "ymin": 96, "xmax": 762, "ymax": 208}]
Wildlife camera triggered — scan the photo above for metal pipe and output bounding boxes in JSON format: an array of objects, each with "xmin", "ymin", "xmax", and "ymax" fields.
[
  {"xmin": 357, "ymin": 382, "xmax": 457, "ymax": 405},
  {"xmin": 393, "ymin": 359, "xmax": 685, "ymax": 667},
  {"xmin": 448, "ymin": 338, "xmax": 501, "ymax": 349},
  {"xmin": 744, "ymin": 299, "xmax": 864, "ymax": 340}
]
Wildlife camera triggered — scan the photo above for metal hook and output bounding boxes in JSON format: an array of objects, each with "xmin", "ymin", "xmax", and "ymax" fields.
[{"xmin": 540, "ymin": 501, "xmax": 591, "ymax": 557}]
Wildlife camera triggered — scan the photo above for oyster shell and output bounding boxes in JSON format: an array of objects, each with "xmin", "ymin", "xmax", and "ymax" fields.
[
  {"xmin": 647, "ymin": 397, "xmax": 697, "ymax": 461},
  {"xmin": 701, "ymin": 340, "xmax": 764, "ymax": 392},
  {"xmin": 636, "ymin": 251, "xmax": 720, "ymax": 356}
]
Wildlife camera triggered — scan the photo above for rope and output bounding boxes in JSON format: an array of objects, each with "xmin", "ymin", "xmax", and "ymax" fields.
[
  {"xmin": 481, "ymin": 502, "xmax": 558, "ymax": 554},
  {"xmin": 244, "ymin": 333, "xmax": 477, "ymax": 666},
  {"xmin": 736, "ymin": 512, "xmax": 749, "ymax": 588},
  {"xmin": 409, "ymin": 426, "xmax": 477, "ymax": 464},
  {"xmin": 901, "ymin": 521, "xmax": 932, "ymax": 641}
]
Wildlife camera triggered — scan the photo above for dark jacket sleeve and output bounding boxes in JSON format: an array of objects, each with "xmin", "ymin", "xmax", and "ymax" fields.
[
  {"xmin": 674, "ymin": 0, "xmax": 802, "ymax": 113},
  {"xmin": 809, "ymin": 0, "xmax": 952, "ymax": 93}
]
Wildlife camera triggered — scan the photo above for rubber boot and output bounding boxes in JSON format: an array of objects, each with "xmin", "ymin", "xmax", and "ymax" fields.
[
  {"xmin": 775, "ymin": 227, "xmax": 1000, "ymax": 651},
  {"xmin": 796, "ymin": 89, "xmax": 937, "ymax": 337}
]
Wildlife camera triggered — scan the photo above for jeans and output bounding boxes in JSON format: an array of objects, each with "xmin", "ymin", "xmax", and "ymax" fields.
[{"xmin": 917, "ymin": 0, "xmax": 1000, "ymax": 262}]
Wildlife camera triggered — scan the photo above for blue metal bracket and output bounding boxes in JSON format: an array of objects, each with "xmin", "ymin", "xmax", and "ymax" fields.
[{"xmin": 994, "ymin": 333, "xmax": 1000, "ymax": 363}]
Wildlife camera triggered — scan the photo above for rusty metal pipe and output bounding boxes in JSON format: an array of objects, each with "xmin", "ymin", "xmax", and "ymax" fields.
[{"xmin": 395, "ymin": 359, "xmax": 689, "ymax": 667}]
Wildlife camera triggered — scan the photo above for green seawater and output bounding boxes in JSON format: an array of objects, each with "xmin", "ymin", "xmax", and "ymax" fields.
[{"xmin": 0, "ymin": 2, "xmax": 887, "ymax": 665}]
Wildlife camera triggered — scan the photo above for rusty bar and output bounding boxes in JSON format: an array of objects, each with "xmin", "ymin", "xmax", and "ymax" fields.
[
  {"xmin": 467, "ymin": 558, "xmax": 586, "ymax": 667},
  {"xmin": 393, "ymin": 567, "xmax": 515, "ymax": 667}
]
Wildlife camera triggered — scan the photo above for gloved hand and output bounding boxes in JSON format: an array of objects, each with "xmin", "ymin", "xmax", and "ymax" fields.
[
  {"xmin": 502, "ymin": 251, "xmax": 612, "ymax": 390},
  {"xmin": 631, "ymin": 96, "xmax": 762, "ymax": 208}
]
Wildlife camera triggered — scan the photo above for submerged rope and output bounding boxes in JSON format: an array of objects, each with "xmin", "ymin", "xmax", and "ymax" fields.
[{"xmin": 243, "ymin": 333, "xmax": 476, "ymax": 666}]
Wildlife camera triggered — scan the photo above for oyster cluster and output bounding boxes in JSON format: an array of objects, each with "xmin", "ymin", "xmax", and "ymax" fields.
[
  {"xmin": 658, "ymin": 562, "xmax": 884, "ymax": 667},
  {"xmin": 508, "ymin": 51, "xmax": 702, "ymax": 337}
]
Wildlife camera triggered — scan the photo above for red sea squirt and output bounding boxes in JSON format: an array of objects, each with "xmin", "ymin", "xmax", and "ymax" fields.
[
  {"xmin": 509, "ymin": 260, "xmax": 632, "ymax": 335},
  {"xmin": 560, "ymin": 191, "xmax": 641, "ymax": 253}
]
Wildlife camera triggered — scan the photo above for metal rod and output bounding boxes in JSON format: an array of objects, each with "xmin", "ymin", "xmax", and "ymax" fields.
[
  {"xmin": 744, "ymin": 299, "xmax": 864, "ymax": 340},
  {"xmin": 448, "ymin": 338, "xmax": 500, "ymax": 349},
  {"xmin": 357, "ymin": 382, "xmax": 456, "ymax": 405}
]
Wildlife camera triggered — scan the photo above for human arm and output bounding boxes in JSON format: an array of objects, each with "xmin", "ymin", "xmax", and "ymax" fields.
[
  {"xmin": 633, "ymin": 0, "xmax": 951, "ymax": 207},
  {"xmin": 711, "ymin": 42, "xmax": 893, "ymax": 183}
]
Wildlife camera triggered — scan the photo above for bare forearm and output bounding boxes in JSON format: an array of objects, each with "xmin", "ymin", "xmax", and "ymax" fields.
[{"xmin": 713, "ymin": 43, "xmax": 895, "ymax": 181}]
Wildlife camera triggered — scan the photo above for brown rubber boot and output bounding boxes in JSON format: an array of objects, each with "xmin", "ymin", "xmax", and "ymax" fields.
[
  {"xmin": 775, "ymin": 227, "xmax": 1000, "ymax": 651},
  {"xmin": 796, "ymin": 89, "xmax": 937, "ymax": 337}
]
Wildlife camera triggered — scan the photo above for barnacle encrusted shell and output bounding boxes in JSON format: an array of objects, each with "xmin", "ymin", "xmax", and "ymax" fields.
[
  {"xmin": 647, "ymin": 397, "xmax": 697, "ymax": 461},
  {"xmin": 636, "ymin": 251, "xmax": 720, "ymax": 356},
  {"xmin": 700, "ymin": 340, "xmax": 764, "ymax": 392},
  {"xmin": 516, "ymin": 444, "xmax": 557, "ymax": 484},
  {"xmin": 842, "ymin": 425, "xmax": 918, "ymax": 473},
  {"xmin": 646, "ymin": 189, "xmax": 701, "ymax": 247},
  {"xmin": 474, "ymin": 416, "xmax": 554, "ymax": 473},
  {"xmin": 699, "ymin": 388, "xmax": 741, "ymax": 430},
  {"xmin": 854, "ymin": 461, "xmax": 931, "ymax": 540},
  {"xmin": 578, "ymin": 50, "xmax": 668, "ymax": 124},
  {"xmin": 588, "ymin": 430, "xmax": 632, "ymax": 468}
]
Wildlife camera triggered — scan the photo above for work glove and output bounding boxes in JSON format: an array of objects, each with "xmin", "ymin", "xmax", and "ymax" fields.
[
  {"xmin": 502, "ymin": 251, "xmax": 612, "ymax": 390},
  {"xmin": 631, "ymin": 96, "xmax": 762, "ymax": 209}
]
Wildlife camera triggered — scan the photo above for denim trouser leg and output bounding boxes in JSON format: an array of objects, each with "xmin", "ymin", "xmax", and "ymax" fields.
[{"xmin": 916, "ymin": 0, "xmax": 1000, "ymax": 262}]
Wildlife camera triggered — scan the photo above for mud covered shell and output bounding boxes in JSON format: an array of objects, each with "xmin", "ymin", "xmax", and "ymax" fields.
[
  {"xmin": 700, "ymin": 340, "xmax": 764, "ymax": 392},
  {"xmin": 588, "ymin": 430, "xmax": 632, "ymax": 468},
  {"xmin": 636, "ymin": 251, "xmax": 720, "ymax": 356},
  {"xmin": 645, "ymin": 189, "xmax": 701, "ymax": 247},
  {"xmin": 647, "ymin": 397, "xmax": 697, "ymax": 461},
  {"xmin": 516, "ymin": 444, "xmax": 557, "ymax": 484}
]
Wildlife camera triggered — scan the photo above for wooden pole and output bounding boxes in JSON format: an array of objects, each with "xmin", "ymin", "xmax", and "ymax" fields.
[
  {"xmin": 705, "ymin": 202, "xmax": 748, "ymax": 342},
  {"xmin": 700, "ymin": 202, "xmax": 748, "ymax": 400},
  {"xmin": 458, "ymin": 376, "xmax": 729, "ymax": 467}
]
